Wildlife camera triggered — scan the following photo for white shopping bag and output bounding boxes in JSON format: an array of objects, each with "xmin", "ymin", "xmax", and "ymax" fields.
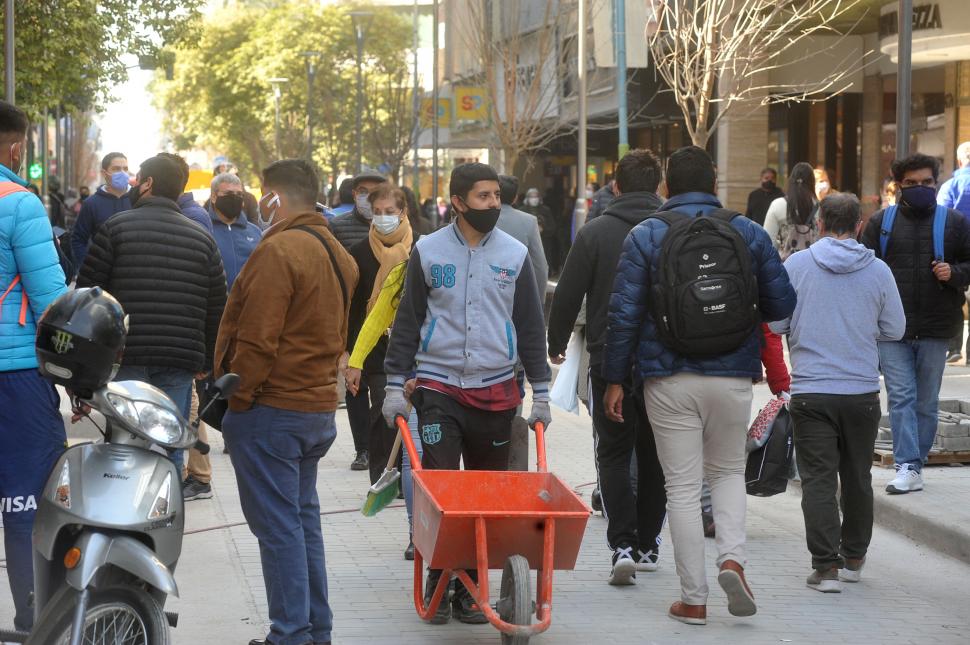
[{"xmin": 550, "ymin": 332, "xmax": 583, "ymax": 414}]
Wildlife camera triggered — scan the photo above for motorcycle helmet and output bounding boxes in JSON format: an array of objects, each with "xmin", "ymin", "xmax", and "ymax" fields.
[{"xmin": 36, "ymin": 287, "xmax": 127, "ymax": 397}]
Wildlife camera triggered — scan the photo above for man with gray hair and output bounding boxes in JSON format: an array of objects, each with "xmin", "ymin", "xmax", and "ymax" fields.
[
  {"xmin": 938, "ymin": 142, "xmax": 970, "ymax": 364},
  {"xmin": 771, "ymin": 192, "xmax": 904, "ymax": 592}
]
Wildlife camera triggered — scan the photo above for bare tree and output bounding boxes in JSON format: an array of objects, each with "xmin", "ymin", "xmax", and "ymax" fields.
[
  {"xmin": 363, "ymin": 62, "xmax": 418, "ymax": 184},
  {"xmin": 457, "ymin": 0, "xmax": 576, "ymax": 173},
  {"xmin": 646, "ymin": 0, "xmax": 866, "ymax": 148}
]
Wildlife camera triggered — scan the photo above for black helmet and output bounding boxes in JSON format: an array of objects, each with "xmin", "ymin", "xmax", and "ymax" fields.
[{"xmin": 36, "ymin": 287, "xmax": 127, "ymax": 397}]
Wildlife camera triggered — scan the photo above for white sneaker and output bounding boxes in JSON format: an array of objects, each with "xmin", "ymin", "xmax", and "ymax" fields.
[
  {"xmin": 609, "ymin": 546, "xmax": 637, "ymax": 586},
  {"xmin": 886, "ymin": 464, "xmax": 923, "ymax": 494},
  {"xmin": 635, "ymin": 548, "xmax": 659, "ymax": 572}
]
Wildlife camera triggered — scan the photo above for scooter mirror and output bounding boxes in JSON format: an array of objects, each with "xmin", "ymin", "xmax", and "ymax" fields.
[{"xmin": 211, "ymin": 373, "xmax": 241, "ymax": 400}]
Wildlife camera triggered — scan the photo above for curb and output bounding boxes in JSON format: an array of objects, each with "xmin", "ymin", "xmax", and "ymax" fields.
[{"xmin": 787, "ymin": 479, "xmax": 970, "ymax": 566}]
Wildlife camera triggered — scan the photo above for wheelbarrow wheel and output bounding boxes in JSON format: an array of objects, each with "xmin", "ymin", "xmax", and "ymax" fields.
[{"xmin": 498, "ymin": 555, "xmax": 531, "ymax": 644}]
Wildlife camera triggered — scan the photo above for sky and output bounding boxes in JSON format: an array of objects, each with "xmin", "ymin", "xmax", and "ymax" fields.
[{"xmin": 94, "ymin": 58, "xmax": 164, "ymax": 176}]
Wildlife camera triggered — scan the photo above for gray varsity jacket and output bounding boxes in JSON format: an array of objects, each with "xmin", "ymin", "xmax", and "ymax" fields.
[{"xmin": 384, "ymin": 223, "xmax": 550, "ymax": 400}]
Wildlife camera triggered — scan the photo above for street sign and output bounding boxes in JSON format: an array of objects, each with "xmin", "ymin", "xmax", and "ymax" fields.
[{"xmin": 28, "ymin": 163, "xmax": 42, "ymax": 180}]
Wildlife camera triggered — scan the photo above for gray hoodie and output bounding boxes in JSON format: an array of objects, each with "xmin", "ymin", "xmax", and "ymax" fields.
[{"xmin": 769, "ymin": 237, "xmax": 905, "ymax": 395}]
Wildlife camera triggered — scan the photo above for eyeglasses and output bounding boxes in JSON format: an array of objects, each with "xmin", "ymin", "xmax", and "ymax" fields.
[{"xmin": 899, "ymin": 178, "xmax": 936, "ymax": 188}]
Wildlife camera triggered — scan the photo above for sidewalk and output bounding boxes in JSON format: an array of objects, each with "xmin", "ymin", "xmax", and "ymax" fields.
[{"xmin": 3, "ymin": 384, "xmax": 970, "ymax": 643}]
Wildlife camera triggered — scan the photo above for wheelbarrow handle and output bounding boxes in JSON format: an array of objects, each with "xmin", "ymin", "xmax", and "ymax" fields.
[
  {"xmin": 395, "ymin": 414, "xmax": 422, "ymax": 472},
  {"xmin": 532, "ymin": 421, "xmax": 548, "ymax": 472}
]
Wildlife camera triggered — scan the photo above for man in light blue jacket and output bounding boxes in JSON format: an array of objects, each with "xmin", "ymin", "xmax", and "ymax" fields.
[{"xmin": 0, "ymin": 100, "xmax": 69, "ymax": 631}]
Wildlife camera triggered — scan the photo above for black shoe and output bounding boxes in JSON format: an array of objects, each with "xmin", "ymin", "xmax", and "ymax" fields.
[
  {"xmin": 182, "ymin": 476, "xmax": 213, "ymax": 501},
  {"xmin": 452, "ymin": 585, "xmax": 488, "ymax": 624},
  {"xmin": 350, "ymin": 450, "xmax": 369, "ymax": 471},
  {"xmin": 405, "ymin": 540, "xmax": 415, "ymax": 561},
  {"xmin": 702, "ymin": 509, "xmax": 716, "ymax": 538},
  {"xmin": 424, "ymin": 570, "xmax": 451, "ymax": 624},
  {"xmin": 591, "ymin": 488, "xmax": 602, "ymax": 513}
]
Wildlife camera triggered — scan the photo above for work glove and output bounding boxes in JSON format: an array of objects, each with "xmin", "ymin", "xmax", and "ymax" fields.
[
  {"xmin": 528, "ymin": 400, "xmax": 552, "ymax": 431},
  {"xmin": 382, "ymin": 387, "xmax": 409, "ymax": 428}
]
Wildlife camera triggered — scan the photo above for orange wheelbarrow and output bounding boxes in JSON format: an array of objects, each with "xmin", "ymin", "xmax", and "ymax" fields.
[{"xmin": 396, "ymin": 416, "xmax": 591, "ymax": 644}]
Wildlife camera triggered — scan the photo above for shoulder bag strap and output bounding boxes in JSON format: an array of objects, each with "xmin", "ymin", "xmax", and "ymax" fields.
[{"xmin": 294, "ymin": 224, "xmax": 349, "ymax": 309}]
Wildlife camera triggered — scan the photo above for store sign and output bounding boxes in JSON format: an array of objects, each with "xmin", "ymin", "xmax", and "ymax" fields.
[
  {"xmin": 419, "ymin": 98, "xmax": 451, "ymax": 128},
  {"xmin": 454, "ymin": 87, "xmax": 489, "ymax": 121},
  {"xmin": 879, "ymin": 4, "xmax": 943, "ymax": 38}
]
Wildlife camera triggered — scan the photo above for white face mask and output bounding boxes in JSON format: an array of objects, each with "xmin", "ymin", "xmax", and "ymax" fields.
[
  {"xmin": 373, "ymin": 214, "xmax": 401, "ymax": 235},
  {"xmin": 525, "ymin": 197, "xmax": 539, "ymax": 207},
  {"xmin": 355, "ymin": 193, "xmax": 373, "ymax": 220},
  {"xmin": 258, "ymin": 192, "xmax": 280, "ymax": 228},
  {"xmin": 817, "ymin": 181, "xmax": 830, "ymax": 193}
]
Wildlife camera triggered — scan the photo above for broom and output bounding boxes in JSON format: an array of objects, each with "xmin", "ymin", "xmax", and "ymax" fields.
[{"xmin": 360, "ymin": 408, "xmax": 408, "ymax": 517}]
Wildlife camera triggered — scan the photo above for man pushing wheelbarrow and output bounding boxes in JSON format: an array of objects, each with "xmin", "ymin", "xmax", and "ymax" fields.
[{"xmin": 382, "ymin": 162, "xmax": 559, "ymax": 627}]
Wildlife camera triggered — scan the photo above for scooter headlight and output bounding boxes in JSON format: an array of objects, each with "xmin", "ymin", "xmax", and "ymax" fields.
[
  {"xmin": 148, "ymin": 472, "xmax": 173, "ymax": 519},
  {"xmin": 107, "ymin": 393, "xmax": 185, "ymax": 447}
]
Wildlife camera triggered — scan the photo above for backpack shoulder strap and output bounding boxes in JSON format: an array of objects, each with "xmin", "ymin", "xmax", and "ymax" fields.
[
  {"xmin": 879, "ymin": 205, "xmax": 898, "ymax": 258},
  {"xmin": 0, "ymin": 181, "xmax": 28, "ymax": 199},
  {"xmin": 933, "ymin": 204, "xmax": 948, "ymax": 262},
  {"xmin": 293, "ymin": 224, "xmax": 350, "ymax": 309},
  {"xmin": 647, "ymin": 209, "xmax": 689, "ymax": 228},
  {"xmin": 706, "ymin": 208, "xmax": 742, "ymax": 224}
]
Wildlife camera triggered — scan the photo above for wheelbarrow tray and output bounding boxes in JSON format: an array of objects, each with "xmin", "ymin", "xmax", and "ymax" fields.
[{"xmin": 411, "ymin": 469, "xmax": 589, "ymax": 571}]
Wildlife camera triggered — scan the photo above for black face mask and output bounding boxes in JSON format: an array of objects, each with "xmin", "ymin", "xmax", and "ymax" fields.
[
  {"xmin": 460, "ymin": 200, "xmax": 501, "ymax": 234},
  {"xmin": 126, "ymin": 182, "xmax": 146, "ymax": 208},
  {"xmin": 215, "ymin": 192, "xmax": 244, "ymax": 220},
  {"xmin": 761, "ymin": 180, "xmax": 776, "ymax": 191}
]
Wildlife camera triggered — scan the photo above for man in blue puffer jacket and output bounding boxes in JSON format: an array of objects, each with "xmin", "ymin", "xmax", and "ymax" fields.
[
  {"xmin": 603, "ymin": 146, "xmax": 795, "ymax": 627},
  {"xmin": 0, "ymin": 100, "xmax": 69, "ymax": 631}
]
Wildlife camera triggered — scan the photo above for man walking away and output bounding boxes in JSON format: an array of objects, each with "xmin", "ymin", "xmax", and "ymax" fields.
[
  {"xmin": 382, "ymin": 162, "xmax": 551, "ymax": 626},
  {"xmin": 771, "ymin": 193, "xmax": 904, "ymax": 593},
  {"xmin": 160, "ymin": 151, "xmax": 214, "ymax": 233},
  {"xmin": 745, "ymin": 167, "xmax": 785, "ymax": 227},
  {"xmin": 548, "ymin": 149, "xmax": 667, "ymax": 586},
  {"xmin": 861, "ymin": 153, "xmax": 970, "ymax": 494},
  {"xmin": 71, "ymin": 151, "xmax": 131, "ymax": 267},
  {"xmin": 216, "ymin": 159, "xmax": 358, "ymax": 645},
  {"xmin": 938, "ymin": 142, "xmax": 970, "ymax": 364},
  {"xmin": 0, "ymin": 100, "xmax": 68, "ymax": 632},
  {"xmin": 603, "ymin": 145, "xmax": 796, "ymax": 626},
  {"xmin": 497, "ymin": 175, "xmax": 548, "ymax": 310},
  {"xmin": 77, "ymin": 155, "xmax": 227, "ymax": 476},
  {"xmin": 329, "ymin": 178, "xmax": 355, "ymax": 218}
]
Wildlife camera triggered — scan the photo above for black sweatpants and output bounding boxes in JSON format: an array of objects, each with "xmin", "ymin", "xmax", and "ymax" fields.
[
  {"xmin": 590, "ymin": 372, "xmax": 667, "ymax": 553},
  {"xmin": 790, "ymin": 392, "xmax": 880, "ymax": 571},
  {"xmin": 412, "ymin": 387, "xmax": 516, "ymax": 471},
  {"xmin": 347, "ymin": 371, "xmax": 389, "ymax": 484}
]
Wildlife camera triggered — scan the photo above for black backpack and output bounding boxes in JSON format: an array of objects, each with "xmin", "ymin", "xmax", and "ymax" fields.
[
  {"xmin": 745, "ymin": 404, "xmax": 794, "ymax": 497},
  {"xmin": 649, "ymin": 209, "xmax": 760, "ymax": 358}
]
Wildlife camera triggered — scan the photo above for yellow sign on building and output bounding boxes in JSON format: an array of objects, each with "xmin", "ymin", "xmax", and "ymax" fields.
[
  {"xmin": 454, "ymin": 86, "xmax": 489, "ymax": 121},
  {"xmin": 420, "ymin": 98, "xmax": 452, "ymax": 128}
]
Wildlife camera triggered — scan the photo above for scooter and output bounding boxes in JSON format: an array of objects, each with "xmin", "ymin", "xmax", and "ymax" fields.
[{"xmin": 2, "ymin": 373, "xmax": 239, "ymax": 645}]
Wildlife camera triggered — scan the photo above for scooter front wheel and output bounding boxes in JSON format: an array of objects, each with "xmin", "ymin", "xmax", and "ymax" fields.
[{"xmin": 27, "ymin": 584, "xmax": 170, "ymax": 645}]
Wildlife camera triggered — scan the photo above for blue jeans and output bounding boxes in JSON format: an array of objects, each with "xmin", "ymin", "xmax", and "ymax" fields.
[
  {"xmin": 878, "ymin": 339, "xmax": 948, "ymax": 471},
  {"xmin": 402, "ymin": 409, "xmax": 423, "ymax": 532},
  {"xmin": 224, "ymin": 405, "xmax": 337, "ymax": 645},
  {"xmin": 0, "ymin": 369, "xmax": 66, "ymax": 631},
  {"xmin": 115, "ymin": 365, "xmax": 194, "ymax": 475}
]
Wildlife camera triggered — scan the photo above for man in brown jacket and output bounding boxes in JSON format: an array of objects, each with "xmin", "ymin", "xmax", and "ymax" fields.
[{"xmin": 215, "ymin": 159, "xmax": 358, "ymax": 645}]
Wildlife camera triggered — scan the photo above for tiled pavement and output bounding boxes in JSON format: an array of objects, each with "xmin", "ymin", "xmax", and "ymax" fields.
[{"xmin": 3, "ymin": 383, "xmax": 970, "ymax": 644}]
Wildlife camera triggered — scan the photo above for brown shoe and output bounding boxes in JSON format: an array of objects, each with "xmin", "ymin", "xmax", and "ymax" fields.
[
  {"xmin": 717, "ymin": 560, "xmax": 757, "ymax": 617},
  {"xmin": 668, "ymin": 601, "xmax": 706, "ymax": 625}
]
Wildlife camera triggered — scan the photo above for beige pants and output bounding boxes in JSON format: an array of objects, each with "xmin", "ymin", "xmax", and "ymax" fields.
[
  {"xmin": 643, "ymin": 373, "xmax": 752, "ymax": 605},
  {"xmin": 185, "ymin": 386, "xmax": 212, "ymax": 484}
]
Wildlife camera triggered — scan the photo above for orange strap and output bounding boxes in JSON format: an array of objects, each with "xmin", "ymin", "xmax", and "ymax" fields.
[
  {"xmin": 0, "ymin": 275, "xmax": 28, "ymax": 326},
  {"xmin": 0, "ymin": 182, "xmax": 34, "ymax": 326}
]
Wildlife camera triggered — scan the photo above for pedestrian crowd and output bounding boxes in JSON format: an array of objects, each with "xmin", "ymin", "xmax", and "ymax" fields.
[{"xmin": 2, "ymin": 90, "xmax": 970, "ymax": 642}]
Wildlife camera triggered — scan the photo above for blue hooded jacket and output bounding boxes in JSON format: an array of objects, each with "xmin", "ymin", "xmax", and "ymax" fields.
[
  {"xmin": 178, "ymin": 193, "xmax": 214, "ymax": 233},
  {"xmin": 71, "ymin": 186, "xmax": 131, "ymax": 268},
  {"xmin": 603, "ymin": 191, "xmax": 796, "ymax": 383},
  {"xmin": 938, "ymin": 166, "xmax": 970, "ymax": 219},
  {"xmin": 0, "ymin": 164, "xmax": 68, "ymax": 371},
  {"xmin": 208, "ymin": 207, "xmax": 261, "ymax": 291}
]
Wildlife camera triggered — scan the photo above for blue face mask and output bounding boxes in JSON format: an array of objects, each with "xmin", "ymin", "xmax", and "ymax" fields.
[
  {"xmin": 901, "ymin": 184, "xmax": 937, "ymax": 212},
  {"xmin": 109, "ymin": 171, "xmax": 129, "ymax": 192}
]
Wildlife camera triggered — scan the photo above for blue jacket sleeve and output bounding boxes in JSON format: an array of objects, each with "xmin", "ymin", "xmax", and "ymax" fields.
[
  {"xmin": 11, "ymin": 193, "xmax": 67, "ymax": 317},
  {"xmin": 71, "ymin": 198, "xmax": 95, "ymax": 266},
  {"xmin": 938, "ymin": 178, "xmax": 956, "ymax": 209},
  {"xmin": 748, "ymin": 223, "xmax": 796, "ymax": 322},
  {"xmin": 603, "ymin": 227, "xmax": 652, "ymax": 383}
]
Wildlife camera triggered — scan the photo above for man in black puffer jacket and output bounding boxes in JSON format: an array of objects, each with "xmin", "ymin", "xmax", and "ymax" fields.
[
  {"xmin": 861, "ymin": 153, "xmax": 970, "ymax": 495},
  {"xmin": 548, "ymin": 149, "xmax": 667, "ymax": 585},
  {"xmin": 78, "ymin": 155, "xmax": 228, "ymax": 476}
]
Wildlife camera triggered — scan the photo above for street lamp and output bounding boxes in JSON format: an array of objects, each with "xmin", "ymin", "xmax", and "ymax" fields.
[
  {"xmin": 303, "ymin": 51, "xmax": 322, "ymax": 166},
  {"xmin": 349, "ymin": 11, "xmax": 374, "ymax": 174},
  {"xmin": 268, "ymin": 77, "xmax": 289, "ymax": 159}
]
